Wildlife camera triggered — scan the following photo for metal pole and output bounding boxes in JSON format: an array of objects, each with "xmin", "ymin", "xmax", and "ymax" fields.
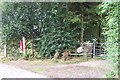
[
  {"xmin": 93, "ymin": 40, "xmax": 96, "ymax": 58},
  {"xmin": 32, "ymin": 25, "xmax": 37, "ymax": 58}
]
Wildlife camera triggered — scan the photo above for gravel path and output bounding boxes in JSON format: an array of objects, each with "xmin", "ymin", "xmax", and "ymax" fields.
[
  {"xmin": 40, "ymin": 60, "xmax": 111, "ymax": 78},
  {"xmin": 0, "ymin": 63, "xmax": 47, "ymax": 79}
]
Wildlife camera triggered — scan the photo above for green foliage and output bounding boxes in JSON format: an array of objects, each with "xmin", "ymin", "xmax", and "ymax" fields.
[
  {"xmin": 2, "ymin": 2, "xmax": 42, "ymax": 57},
  {"xmin": 98, "ymin": 2, "xmax": 119, "ymax": 78},
  {"xmin": 37, "ymin": 3, "xmax": 79, "ymax": 58},
  {"xmin": 68, "ymin": 2, "xmax": 102, "ymax": 42},
  {"xmin": 2, "ymin": 2, "xmax": 103, "ymax": 60},
  {"xmin": 2, "ymin": 2, "xmax": 79, "ymax": 59}
]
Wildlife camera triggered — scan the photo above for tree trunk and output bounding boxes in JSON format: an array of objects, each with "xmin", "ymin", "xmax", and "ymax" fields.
[
  {"xmin": 98, "ymin": 14, "xmax": 102, "ymax": 43},
  {"xmin": 80, "ymin": 11, "xmax": 84, "ymax": 47},
  {"xmin": 32, "ymin": 29, "xmax": 34, "ymax": 58},
  {"xmin": 80, "ymin": 27, "xmax": 84, "ymax": 46},
  {"xmin": 81, "ymin": 3, "xmax": 87, "ymax": 60}
]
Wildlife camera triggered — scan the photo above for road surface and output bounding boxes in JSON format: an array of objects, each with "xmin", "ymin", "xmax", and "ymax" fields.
[{"xmin": 0, "ymin": 63, "xmax": 47, "ymax": 79}]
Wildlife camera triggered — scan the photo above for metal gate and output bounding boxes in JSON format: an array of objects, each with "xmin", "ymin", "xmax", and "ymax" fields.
[{"xmin": 92, "ymin": 41, "xmax": 107, "ymax": 57}]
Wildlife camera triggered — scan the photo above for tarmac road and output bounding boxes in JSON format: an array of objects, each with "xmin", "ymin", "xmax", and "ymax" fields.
[{"xmin": 0, "ymin": 63, "xmax": 47, "ymax": 79}]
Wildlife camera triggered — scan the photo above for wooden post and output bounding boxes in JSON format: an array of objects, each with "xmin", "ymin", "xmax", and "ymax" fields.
[
  {"xmin": 22, "ymin": 37, "xmax": 26, "ymax": 54},
  {"xmin": 83, "ymin": 44, "xmax": 88, "ymax": 61},
  {"xmin": 4, "ymin": 44, "xmax": 7, "ymax": 57},
  {"xmin": 83, "ymin": 52, "xmax": 87, "ymax": 61},
  {"xmin": 32, "ymin": 29, "xmax": 34, "ymax": 57}
]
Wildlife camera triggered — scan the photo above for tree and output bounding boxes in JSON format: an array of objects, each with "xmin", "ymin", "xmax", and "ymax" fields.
[
  {"xmin": 2, "ymin": 2, "xmax": 42, "ymax": 56},
  {"xmin": 2, "ymin": 2, "xmax": 79, "ymax": 58},
  {"xmin": 37, "ymin": 3, "xmax": 78, "ymax": 58},
  {"xmin": 2, "ymin": 2, "xmax": 104, "ymax": 59},
  {"xmin": 68, "ymin": 2, "xmax": 102, "ymax": 44}
]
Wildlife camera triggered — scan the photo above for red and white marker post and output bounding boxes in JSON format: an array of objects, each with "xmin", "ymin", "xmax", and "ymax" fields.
[{"xmin": 19, "ymin": 37, "xmax": 26, "ymax": 54}]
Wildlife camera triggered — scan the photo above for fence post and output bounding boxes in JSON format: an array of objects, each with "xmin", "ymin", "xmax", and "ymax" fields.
[
  {"xmin": 83, "ymin": 48, "xmax": 88, "ymax": 61},
  {"xmin": 93, "ymin": 39, "xmax": 96, "ymax": 58},
  {"xmin": 4, "ymin": 44, "xmax": 7, "ymax": 57}
]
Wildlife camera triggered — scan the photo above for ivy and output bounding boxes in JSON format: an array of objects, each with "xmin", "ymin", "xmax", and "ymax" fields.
[{"xmin": 98, "ymin": 2, "xmax": 119, "ymax": 78}]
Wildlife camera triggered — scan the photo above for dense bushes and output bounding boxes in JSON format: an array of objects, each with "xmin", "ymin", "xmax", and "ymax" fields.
[
  {"xmin": 1, "ymin": 2, "xmax": 101, "ymax": 59},
  {"xmin": 98, "ymin": 2, "xmax": 119, "ymax": 78},
  {"xmin": 2, "ymin": 3, "xmax": 80, "ymax": 58}
]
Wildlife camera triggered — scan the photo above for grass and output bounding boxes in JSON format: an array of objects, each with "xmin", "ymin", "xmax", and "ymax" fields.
[
  {"xmin": 0, "ymin": 53, "xmax": 4, "ymax": 56},
  {"xmin": 0, "ymin": 55, "xmax": 102, "ymax": 74},
  {"xmin": 28, "ymin": 56, "xmax": 100, "ymax": 66},
  {"xmin": 31, "ymin": 68, "xmax": 47, "ymax": 73},
  {"xmin": 62, "ymin": 60, "xmax": 80, "ymax": 64},
  {"xmin": 0, "ymin": 57, "xmax": 13, "ymax": 63},
  {"xmin": 0, "ymin": 53, "xmax": 101, "ymax": 65},
  {"xmin": 25, "ymin": 57, "xmax": 101, "ymax": 73},
  {"xmin": 0, "ymin": 53, "xmax": 104, "ymax": 75},
  {"xmin": 29, "ymin": 59, "xmax": 55, "ymax": 66},
  {"xmin": 19, "ymin": 56, "xmax": 101, "ymax": 65}
]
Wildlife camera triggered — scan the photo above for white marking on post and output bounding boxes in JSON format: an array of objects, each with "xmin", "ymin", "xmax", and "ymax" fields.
[{"xmin": 22, "ymin": 37, "xmax": 26, "ymax": 54}]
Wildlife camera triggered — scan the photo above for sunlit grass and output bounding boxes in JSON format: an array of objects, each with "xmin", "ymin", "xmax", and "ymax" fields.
[
  {"xmin": 0, "ymin": 57, "xmax": 13, "ymax": 63},
  {"xmin": 31, "ymin": 68, "xmax": 47, "ymax": 72},
  {"xmin": 0, "ymin": 53, "xmax": 4, "ymax": 56},
  {"xmin": 27, "ymin": 56, "xmax": 100, "ymax": 66}
]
